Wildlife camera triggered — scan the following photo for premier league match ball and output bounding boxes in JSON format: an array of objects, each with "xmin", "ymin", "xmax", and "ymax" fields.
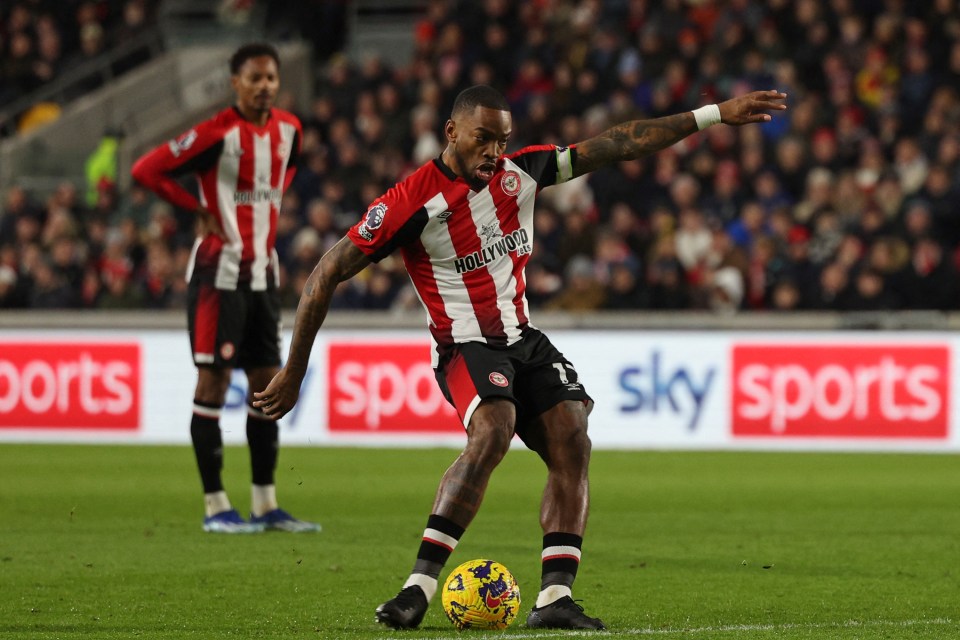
[{"xmin": 441, "ymin": 559, "xmax": 521, "ymax": 630}]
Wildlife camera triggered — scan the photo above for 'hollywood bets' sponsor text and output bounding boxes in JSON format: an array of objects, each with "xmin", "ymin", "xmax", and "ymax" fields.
[{"xmin": 455, "ymin": 229, "xmax": 531, "ymax": 274}]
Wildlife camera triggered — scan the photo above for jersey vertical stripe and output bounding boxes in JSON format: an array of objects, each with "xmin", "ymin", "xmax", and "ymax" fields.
[
  {"xmin": 214, "ymin": 126, "xmax": 243, "ymax": 289},
  {"xmin": 488, "ymin": 157, "xmax": 534, "ymax": 330},
  {"xmin": 405, "ymin": 193, "xmax": 464, "ymax": 353},
  {"xmin": 235, "ymin": 125, "xmax": 256, "ymax": 283},
  {"xmin": 272, "ymin": 121, "xmax": 298, "ymax": 287},
  {"xmin": 446, "ymin": 189, "xmax": 506, "ymax": 344},
  {"xmin": 250, "ymin": 132, "xmax": 273, "ymax": 290}
]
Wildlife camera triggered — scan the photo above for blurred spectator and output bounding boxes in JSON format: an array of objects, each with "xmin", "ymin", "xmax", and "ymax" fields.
[
  {"xmin": 902, "ymin": 237, "xmax": 958, "ymax": 310},
  {"xmin": 707, "ymin": 265, "xmax": 745, "ymax": 314},
  {"xmin": 0, "ymin": 264, "xmax": 25, "ymax": 308},
  {"xmin": 546, "ymin": 255, "xmax": 606, "ymax": 312},
  {"xmin": 845, "ymin": 267, "xmax": 900, "ymax": 311},
  {"xmin": 811, "ymin": 261, "xmax": 852, "ymax": 310},
  {"xmin": 770, "ymin": 278, "xmax": 803, "ymax": 311}
]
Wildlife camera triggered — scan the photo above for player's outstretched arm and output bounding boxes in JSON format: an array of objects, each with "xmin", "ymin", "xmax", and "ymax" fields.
[
  {"xmin": 572, "ymin": 89, "xmax": 787, "ymax": 177},
  {"xmin": 253, "ymin": 237, "xmax": 371, "ymax": 419}
]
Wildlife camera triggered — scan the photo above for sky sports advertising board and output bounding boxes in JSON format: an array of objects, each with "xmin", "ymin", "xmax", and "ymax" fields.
[{"xmin": 0, "ymin": 329, "xmax": 955, "ymax": 451}]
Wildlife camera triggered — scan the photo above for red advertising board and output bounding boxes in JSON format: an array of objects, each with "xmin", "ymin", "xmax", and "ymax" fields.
[
  {"xmin": 327, "ymin": 342, "xmax": 462, "ymax": 433},
  {"xmin": 0, "ymin": 342, "xmax": 141, "ymax": 429},
  {"xmin": 731, "ymin": 344, "xmax": 949, "ymax": 438}
]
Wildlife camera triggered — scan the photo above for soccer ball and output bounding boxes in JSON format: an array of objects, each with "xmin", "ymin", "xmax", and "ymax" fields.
[{"xmin": 441, "ymin": 559, "xmax": 521, "ymax": 630}]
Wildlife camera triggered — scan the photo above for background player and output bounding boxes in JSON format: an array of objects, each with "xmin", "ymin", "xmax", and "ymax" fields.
[
  {"xmin": 132, "ymin": 43, "xmax": 319, "ymax": 534},
  {"xmin": 253, "ymin": 85, "xmax": 786, "ymax": 623}
]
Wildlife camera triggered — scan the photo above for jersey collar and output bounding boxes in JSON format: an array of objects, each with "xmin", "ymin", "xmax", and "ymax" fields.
[
  {"xmin": 232, "ymin": 105, "xmax": 273, "ymax": 127},
  {"xmin": 432, "ymin": 156, "xmax": 459, "ymax": 182}
]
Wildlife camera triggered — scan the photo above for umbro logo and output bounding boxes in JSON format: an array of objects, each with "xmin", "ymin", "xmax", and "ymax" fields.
[{"xmin": 437, "ymin": 210, "xmax": 453, "ymax": 223}]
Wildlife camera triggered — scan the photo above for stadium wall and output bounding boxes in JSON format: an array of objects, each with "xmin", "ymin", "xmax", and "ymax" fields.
[{"xmin": 1, "ymin": 315, "xmax": 958, "ymax": 452}]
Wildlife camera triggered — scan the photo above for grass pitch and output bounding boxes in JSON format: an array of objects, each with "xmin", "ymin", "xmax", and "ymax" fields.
[{"xmin": 0, "ymin": 445, "xmax": 957, "ymax": 639}]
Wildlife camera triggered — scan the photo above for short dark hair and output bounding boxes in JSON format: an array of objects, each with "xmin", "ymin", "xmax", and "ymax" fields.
[
  {"xmin": 230, "ymin": 42, "xmax": 281, "ymax": 74},
  {"xmin": 451, "ymin": 85, "xmax": 510, "ymax": 117}
]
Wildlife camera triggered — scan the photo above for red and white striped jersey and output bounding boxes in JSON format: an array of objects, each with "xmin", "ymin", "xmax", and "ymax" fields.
[
  {"xmin": 132, "ymin": 106, "xmax": 302, "ymax": 291},
  {"xmin": 347, "ymin": 144, "xmax": 577, "ymax": 364}
]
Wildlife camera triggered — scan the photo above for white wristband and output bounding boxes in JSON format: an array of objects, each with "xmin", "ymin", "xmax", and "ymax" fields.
[{"xmin": 692, "ymin": 104, "xmax": 722, "ymax": 130}]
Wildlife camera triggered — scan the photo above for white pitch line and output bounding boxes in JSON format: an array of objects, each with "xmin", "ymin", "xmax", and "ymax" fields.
[{"xmin": 393, "ymin": 617, "xmax": 955, "ymax": 639}]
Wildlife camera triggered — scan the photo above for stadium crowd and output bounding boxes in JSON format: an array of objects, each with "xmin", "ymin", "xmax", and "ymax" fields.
[
  {"xmin": 2, "ymin": 0, "xmax": 960, "ymax": 314},
  {"xmin": 0, "ymin": 0, "xmax": 158, "ymax": 110}
]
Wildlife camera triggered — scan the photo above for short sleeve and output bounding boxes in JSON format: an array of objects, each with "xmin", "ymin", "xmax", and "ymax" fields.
[
  {"xmin": 503, "ymin": 144, "xmax": 578, "ymax": 188},
  {"xmin": 346, "ymin": 189, "xmax": 428, "ymax": 263}
]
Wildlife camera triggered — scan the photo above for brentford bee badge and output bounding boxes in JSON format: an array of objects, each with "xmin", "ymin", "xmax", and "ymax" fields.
[{"xmin": 500, "ymin": 171, "xmax": 521, "ymax": 196}]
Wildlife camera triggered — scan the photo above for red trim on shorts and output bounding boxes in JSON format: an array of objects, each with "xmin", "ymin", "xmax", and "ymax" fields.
[
  {"xmin": 444, "ymin": 351, "xmax": 479, "ymax": 424},
  {"xmin": 194, "ymin": 285, "xmax": 221, "ymax": 359}
]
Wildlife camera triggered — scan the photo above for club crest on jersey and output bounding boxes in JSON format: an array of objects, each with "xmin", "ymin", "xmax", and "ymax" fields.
[
  {"xmin": 500, "ymin": 170, "xmax": 521, "ymax": 196},
  {"xmin": 489, "ymin": 372, "xmax": 509, "ymax": 387},
  {"xmin": 168, "ymin": 129, "xmax": 198, "ymax": 157},
  {"xmin": 359, "ymin": 202, "xmax": 387, "ymax": 241}
]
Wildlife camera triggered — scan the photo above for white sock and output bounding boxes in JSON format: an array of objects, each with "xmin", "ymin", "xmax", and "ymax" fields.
[
  {"xmin": 535, "ymin": 584, "xmax": 572, "ymax": 608},
  {"xmin": 403, "ymin": 573, "xmax": 438, "ymax": 602},
  {"xmin": 251, "ymin": 484, "xmax": 277, "ymax": 517},
  {"xmin": 204, "ymin": 491, "xmax": 231, "ymax": 517}
]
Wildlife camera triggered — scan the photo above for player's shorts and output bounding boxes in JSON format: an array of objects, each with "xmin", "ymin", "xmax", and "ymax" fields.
[
  {"xmin": 434, "ymin": 328, "xmax": 593, "ymax": 431},
  {"xmin": 187, "ymin": 281, "xmax": 282, "ymax": 369}
]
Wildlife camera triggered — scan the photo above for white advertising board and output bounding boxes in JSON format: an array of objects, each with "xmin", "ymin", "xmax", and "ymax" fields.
[{"xmin": 0, "ymin": 329, "xmax": 956, "ymax": 451}]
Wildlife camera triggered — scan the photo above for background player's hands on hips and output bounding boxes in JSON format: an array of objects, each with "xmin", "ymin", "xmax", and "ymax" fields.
[
  {"xmin": 195, "ymin": 207, "xmax": 226, "ymax": 239},
  {"xmin": 718, "ymin": 90, "xmax": 787, "ymax": 125},
  {"xmin": 252, "ymin": 368, "xmax": 301, "ymax": 420}
]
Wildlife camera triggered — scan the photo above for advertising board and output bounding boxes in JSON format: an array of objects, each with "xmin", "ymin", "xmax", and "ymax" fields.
[{"xmin": 0, "ymin": 329, "xmax": 955, "ymax": 451}]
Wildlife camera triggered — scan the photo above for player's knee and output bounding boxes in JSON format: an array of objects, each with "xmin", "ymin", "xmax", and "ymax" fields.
[
  {"xmin": 194, "ymin": 368, "xmax": 231, "ymax": 405},
  {"xmin": 548, "ymin": 417, "xmax": 592, "ymax": 473},
  {"xmin": 562, "ymin": 426, "xmax": 592, "ymax": 469},
  {"xmin": 465, "ymin": 420, "xmax": 513, "ymax": 466}
]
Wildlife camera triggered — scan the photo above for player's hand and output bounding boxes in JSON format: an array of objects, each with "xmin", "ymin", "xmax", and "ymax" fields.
[
  {"xmin": 717, "ymin": 90, "xmax": 787, "ymax": 126},
  {"xmin": 252, "ymin": 367, "xmax": 301, "ymax": 420},
  {"xmin": 195, "ymin": 207, "xmax": 225, "ymax": 240}
]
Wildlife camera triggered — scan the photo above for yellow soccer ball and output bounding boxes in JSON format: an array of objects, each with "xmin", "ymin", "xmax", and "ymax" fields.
[{"xmin": 441, "ymin": 559, "xmax": 521, "ymax": 630}]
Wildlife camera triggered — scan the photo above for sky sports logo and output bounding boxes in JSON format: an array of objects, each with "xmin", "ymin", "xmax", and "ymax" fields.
[
  {"xmin": 327, "ymin": 342, "xmax": 461, "ymax": 433},
  {"xmin": 0, "ymin": 343, "xmax": 140, "ymax": 429},
  {"xmin": 731, "ymin": 344, "xmax": 949, "ymax": 439}
]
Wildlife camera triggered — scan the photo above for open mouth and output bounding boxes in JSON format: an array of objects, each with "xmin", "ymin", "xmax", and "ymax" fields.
[{"xmin": 475, "ymin": 164, "xmax": 496, "ymax": 182}]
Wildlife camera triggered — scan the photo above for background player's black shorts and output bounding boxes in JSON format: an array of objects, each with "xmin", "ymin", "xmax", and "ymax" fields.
[
  {"xmin": 434, "ymin": 328, "xmax": 592, "ymax": 430},
  {"xmin": 187, "ymin": 280, "xmax": 282, "ymax": 369}
]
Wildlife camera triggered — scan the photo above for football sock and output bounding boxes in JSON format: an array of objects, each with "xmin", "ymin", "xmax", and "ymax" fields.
[
  {"xmin": 246, "ymin": 403, "xmax": 279, "ymax": 486},
  {"xmin": 191, "ymin": 401, "xmax": 225, "ymax": 495},
  {"xmin": 536, "ymin": 532, "xmax": 582, "ymax": 607},
  {"xmin": 204, "ymin": 490, "xmax": 232, "ymax": 517},
  {"xmin": 403, "ymin": 514, "xmax": 465, "ymax": 602},
  {"xmin": 251, "ymin": 483, "xmax": 277, "ymax": 517}
]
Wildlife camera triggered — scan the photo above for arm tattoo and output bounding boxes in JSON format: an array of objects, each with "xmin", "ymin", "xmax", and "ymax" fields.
[{"xmin": 573, "ymin": 112, "xmax": 698, "ymax": 177}]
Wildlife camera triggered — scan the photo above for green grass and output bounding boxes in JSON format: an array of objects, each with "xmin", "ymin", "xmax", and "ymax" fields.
[{"xmin": 0, "ymin": 445, "xmax": 957, "ymax": 639}]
